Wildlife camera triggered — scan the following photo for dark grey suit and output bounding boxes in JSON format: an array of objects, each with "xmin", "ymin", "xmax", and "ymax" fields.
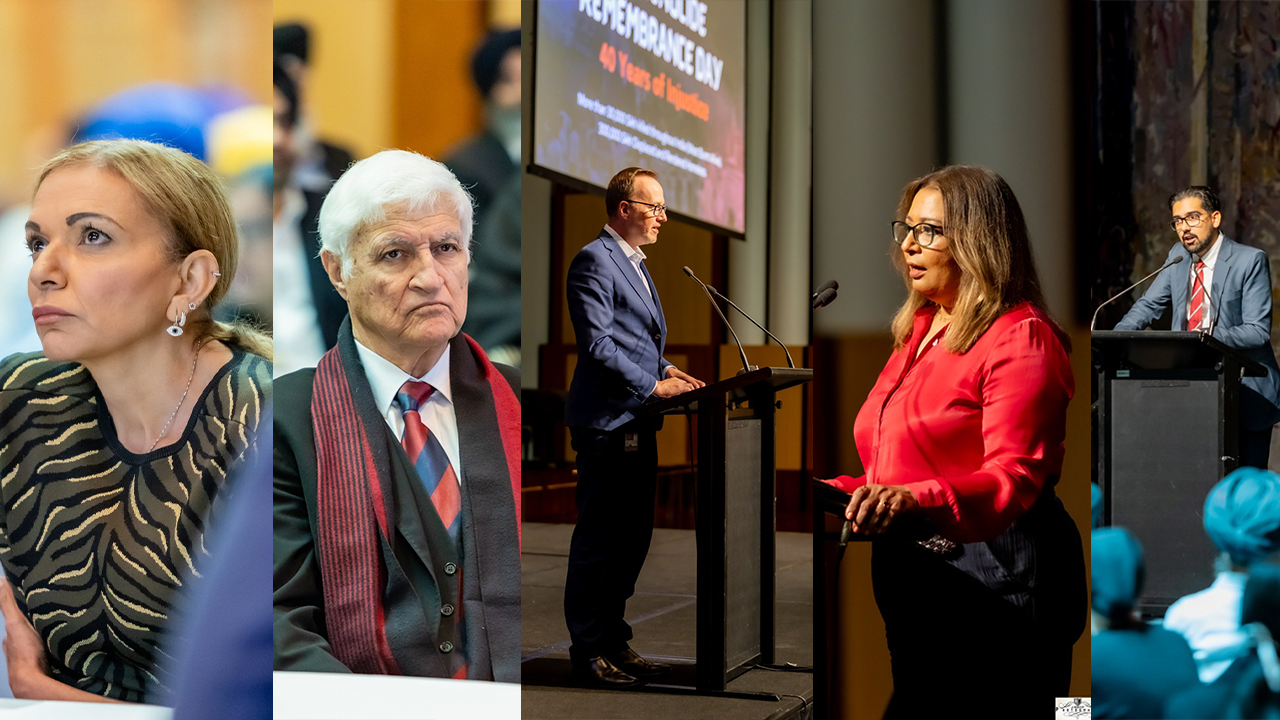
[{"xmin": 272, "ymin": 321, "xmax": 520, "ymax": 680}]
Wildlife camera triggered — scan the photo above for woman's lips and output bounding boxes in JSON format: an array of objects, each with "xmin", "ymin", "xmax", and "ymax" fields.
[
  {"xmin": 908, "ymin": 264, "xmax": 926, "ymax": 280},
  {"xmin": 32, "ymin": 306, "xmax": 72, "ymax": 324}
]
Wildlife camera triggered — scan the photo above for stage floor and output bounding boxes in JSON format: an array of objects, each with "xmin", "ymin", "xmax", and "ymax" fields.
[{"xmin": 520, "ymin": 522, "xmax": 814, "ymax": 720}]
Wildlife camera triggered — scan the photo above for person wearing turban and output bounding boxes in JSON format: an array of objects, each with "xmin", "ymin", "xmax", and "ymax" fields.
[
  {"xmin": 1091, "ymin": 527, "xmax": 1200, "ymax": 719},
  {"xmin": 1164, "ymin": 467, "xmax": 1280, "ymax": 683},
  {"xmin": 1167, "ymin": 566, "xmax": 1280, "ymax": 719}
]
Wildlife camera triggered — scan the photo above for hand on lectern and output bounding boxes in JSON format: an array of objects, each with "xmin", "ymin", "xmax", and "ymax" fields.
[
  {"xmin": 845, "ymin": 484, "xmax": 918, "ymax": 536},
  {"xmin": 665, "ymin": 366, "xmax": 706, "ymax": 389},
  {"xmin": 653, "ymin": 377, "xmax": 693, "ymax": 398}
]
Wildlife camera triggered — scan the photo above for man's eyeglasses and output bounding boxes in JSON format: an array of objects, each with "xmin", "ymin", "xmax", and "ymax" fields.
[
  {"xmin": 891, "ymin": 220, "xmax": 945, "ymax": 249},
  {"xmin": 1170, "ymin": 212, "xmax": 1206, "ymax": 232},
  {"xmin": 626, "ymin": 199, "xmax": 668, "ymax": 218}
]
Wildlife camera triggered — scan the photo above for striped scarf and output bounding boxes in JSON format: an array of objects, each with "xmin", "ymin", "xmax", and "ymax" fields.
[{"xmin": 310, "ymin": 334, "xmax": 520, "ymax": 674}]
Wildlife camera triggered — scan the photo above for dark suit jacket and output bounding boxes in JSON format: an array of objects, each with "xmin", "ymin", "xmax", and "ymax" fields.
[
  {"xmin": 564, "ymin": 230, "xmax": 672, "ymax": 431},
  {"xmin": 300, "ymin": 189, "xmax": 347, "ymax": 350},
  {"xmin": 443, "ymin": 130, "xmax": 516, "ymax": 218},
  {"xmin": 1115, "ymin": 235, "xmax": 1280, "ymax": 429},
  {"xmin": 273, "ymin": 323, "xmax": 520, "ymax": 681}
]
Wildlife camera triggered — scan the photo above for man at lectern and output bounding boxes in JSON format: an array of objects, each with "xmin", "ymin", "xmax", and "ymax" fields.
[
  {"xmin": 1114, "ymin": 186, "xmax": 1280, "ymax": 468},
  {"xmin": 562, "ymin": 167, "xmax": 705, "ymax": 687}
]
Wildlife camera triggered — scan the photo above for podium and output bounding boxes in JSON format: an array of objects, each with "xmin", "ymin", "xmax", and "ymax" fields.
[
  {"xmin": 1092, "ymin": 330, "xmax": 1267, "ymax": 614},
  {"xmin": 646, "ymin": 366, "xmax": 812, "ymax": 692},
  {"xmin": 812, "ymin": 479, "xmax": 860, "ymax": 719}
]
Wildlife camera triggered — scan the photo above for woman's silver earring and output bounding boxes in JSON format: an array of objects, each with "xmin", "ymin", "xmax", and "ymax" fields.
[
  {"xmin": 212, "ymin": 272, "xmax": 222, "ymax": 278},
  {"xmin": 187, "ymin": 302, "xmax": 197, "ymax": 311},
  {"xmin": 167, "ymin": 311, "xmax": 186, "ymax": 337}
]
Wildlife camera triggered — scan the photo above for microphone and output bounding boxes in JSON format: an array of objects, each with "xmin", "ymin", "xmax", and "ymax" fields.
[
  {"xmin": 703, "ymin": 285, "xmax": 796, "ymax": 369},
  {"xmin": 811, "ymin": 280, "xmax": 838, "ymax": 305},
  {"xmin": 812, "ymin": 280, "xmax": 839, "ymax": 310},
  {"xmin": 1090, "ymin": 254, "xmax": 1185, "ymax": 331},
  {"xmin": 683, "ymin": 266, "xmax": 755, "ymax": 374}
]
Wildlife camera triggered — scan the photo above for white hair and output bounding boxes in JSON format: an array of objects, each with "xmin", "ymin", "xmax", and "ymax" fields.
[{"xmin": 317, "ymin": 149, "xmax": 474, "ymax": 278}]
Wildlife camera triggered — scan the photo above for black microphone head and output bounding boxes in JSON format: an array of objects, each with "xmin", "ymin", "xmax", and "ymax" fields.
[
  {"xmin": 812, "ymin": 287, "xmax": 838, "ymax": 309},
  {"xmin": 1169, "ymin": 254, "xmax": 1185, "ymax": 265},
  {"xmin": 811, "ymin": 280, "xmax": 837, "ymax": 300}
]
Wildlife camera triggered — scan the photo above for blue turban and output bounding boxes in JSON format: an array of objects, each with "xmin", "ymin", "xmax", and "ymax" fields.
[
  {"xmin": 75, "ymin": 83, "xmax": 221, "ymax": 161},
  {"xmin": 1203, "ymin": 467, "xmax": 1280, "ymax": 566},
  {"xmin": 1091, "ymin": 482, "xmax": 1104, "ymax": 529},
  {"xmin": 1091, "ymin": 527, "xmax": 1145, "ymax": 619}
]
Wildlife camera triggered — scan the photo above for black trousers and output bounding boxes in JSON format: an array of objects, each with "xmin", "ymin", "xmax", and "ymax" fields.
[
  {"xmin": 872, "ymin": 538, "xmax": 1076, "ymax": 719},
  {"xmin": 1240, "ymin": 424, "xmax": 1274, "ymax": 470},
  {"xmin": 563, "ymin": 423, "xmax": 658, "ymax": 663}
]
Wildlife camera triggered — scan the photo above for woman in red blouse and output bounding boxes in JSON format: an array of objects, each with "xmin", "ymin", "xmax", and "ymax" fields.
[{"xmin": 828, "ymin": 166, "xmax": 1085, "ymax": 718}]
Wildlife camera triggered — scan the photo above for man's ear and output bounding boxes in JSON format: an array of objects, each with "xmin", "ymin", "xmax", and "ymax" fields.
[
  {"xmin": 1211, "ymin": 210, "xmax": 1222, "ymax": 229},
  {"xmin": 320, "ymin": 250, "xmax": 349, "ymax": 301}
]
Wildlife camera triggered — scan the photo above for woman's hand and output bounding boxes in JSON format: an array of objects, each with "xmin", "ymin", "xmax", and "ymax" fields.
[
  {"xmin": 845, "ymin": 484, "xmax": 918, "ymax": 535},
  {"xmin": 0, "ymin": 578, "xmax": 51, "ymax": 696},
  {"xmin": 0, "ymin": 579, "xmax": 122, "ymax": 702}
]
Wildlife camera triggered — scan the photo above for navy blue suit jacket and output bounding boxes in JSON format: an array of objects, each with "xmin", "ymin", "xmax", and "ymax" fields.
[
  {"xmin": 1114, "ymin": 235, "xmax": 1280, "ymax": 429},
  {"xmin": 565, "ymin": 230, "xmax": 671, "ymax": 431}
]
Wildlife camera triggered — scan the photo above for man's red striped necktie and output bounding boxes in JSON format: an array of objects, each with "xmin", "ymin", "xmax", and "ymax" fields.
[
  {"xmin": 394, "ymin": 380, "xmax": 467, "ymax": 679},
  {"xmin": 1188, "ymin": 259, "xmax": 1206, "ymax": 329}
]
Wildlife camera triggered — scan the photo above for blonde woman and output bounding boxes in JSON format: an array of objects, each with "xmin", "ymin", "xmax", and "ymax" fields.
[{"xmin": 0, "ymin": 139, "xmax": 271, "ymax": 703}]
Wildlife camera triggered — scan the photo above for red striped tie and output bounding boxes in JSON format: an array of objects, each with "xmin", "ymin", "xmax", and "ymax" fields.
[
  {"xmin": 394, "ymin": 380, "xmax": 467, "ymax": 679},
  {"xmin": 1188, "ymin": 260, "xmax": 1206, "ymax": 329}
]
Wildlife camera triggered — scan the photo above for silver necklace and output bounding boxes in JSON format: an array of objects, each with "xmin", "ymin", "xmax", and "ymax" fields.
[{"xmin": 148, "ymin": 344, "xmax": 202, "ymax": 453}]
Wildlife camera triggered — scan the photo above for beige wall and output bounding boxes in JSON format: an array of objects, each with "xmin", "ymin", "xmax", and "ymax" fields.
[{"xmin": 0, "ymin": 0, "xmax": 271, "ymax": 204}]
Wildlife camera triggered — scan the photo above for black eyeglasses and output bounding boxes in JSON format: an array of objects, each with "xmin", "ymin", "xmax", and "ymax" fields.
[
  {"xmin": 1170, "ymin": 212, "xmax": 1205, "ymax": 232},
  {"xmin": 891, "ymin": 220, "xmax": 946, "ymax": 248},
  {"xmin": 625, "ymin": 199, "xmax": 668, "ymax": 217}
]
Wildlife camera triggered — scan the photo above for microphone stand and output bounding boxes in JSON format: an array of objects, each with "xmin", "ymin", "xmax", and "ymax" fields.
[
  {"xmin": 683, "ymin": 267, "xmax": 755, "ymax": 374},
  {"xmin": 1090, "ymin": 254, "xmax": 1185, "ymax": 331},
  {"xmin": 704, "ymin": 286, "xmax": 795, "ymax": 369}
]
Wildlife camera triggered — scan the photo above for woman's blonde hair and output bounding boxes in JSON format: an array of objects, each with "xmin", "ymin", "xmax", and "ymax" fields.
[
  {"xmin": 890, "ymin": 165, "xmax": 1066, "ymax": 354},
  {"xmin": 34, "ymin": 139, "xmax": 272, "ymax": 360}
]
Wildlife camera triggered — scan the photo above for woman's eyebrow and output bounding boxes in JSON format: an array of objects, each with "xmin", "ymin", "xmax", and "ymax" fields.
[{"xmin": 66, "ymin": 211, "xmax": 120, "ymax": 227}]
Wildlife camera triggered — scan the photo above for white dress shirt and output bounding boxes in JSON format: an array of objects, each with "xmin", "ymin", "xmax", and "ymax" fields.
[
  {"xmin": 604, "ymin": 225, "xmax": 652, "ymax": 298},
  {"xmin": 273, "ymin": 187, "xmax": 328, "ymax": 377},
  {"xmin": 354, "ymin": 339, "xmax": 464, "ymax": 484},
  {"xmin": 1161, "ymin": 570, "xmax": 1249, "ymax": 683},
  {"xmin": 1189, "ymin": 233, "xmax": 1223, "ymax": 330}
]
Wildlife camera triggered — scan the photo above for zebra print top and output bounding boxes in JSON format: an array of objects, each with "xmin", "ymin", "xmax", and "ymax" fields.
[{"xmin": 0, "ymin": 349, "xmax": 270, "ymax": 702}]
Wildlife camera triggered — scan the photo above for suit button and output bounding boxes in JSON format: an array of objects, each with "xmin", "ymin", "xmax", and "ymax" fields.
[
  {"xmin": 440, "ymin": 641, "xmax": 454, "ymax": 653},
  {"xmin": 445, "ymin": 562, "xmax": 457, "ymax": 575},
  {"xmin": 653, "ymin": 333, "xmax": 661, "ymax": 342},
  {"xmin": 441, "ymin": 604, "xmax": 455, "ymax": 616}
]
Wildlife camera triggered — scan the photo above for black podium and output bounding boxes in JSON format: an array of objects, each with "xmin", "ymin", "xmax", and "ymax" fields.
[
  {"xmin": 646, "ymin": 366, "xmax": 812, "ymax": 692},
  {"xmin": 1092, "ymin": 330, "xmax": 1267, "ymax": 614},
  {"xmin": 813, "ymin": 479, "xmax": 858, "ymax": 720}
]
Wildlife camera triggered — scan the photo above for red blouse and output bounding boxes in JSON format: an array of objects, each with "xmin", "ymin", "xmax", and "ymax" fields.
[{"xmin": 829, "ymin": 302, "xmax": 1074, "ymax": 543}]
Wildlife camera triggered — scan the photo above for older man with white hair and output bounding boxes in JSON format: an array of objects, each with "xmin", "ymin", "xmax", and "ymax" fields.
[{"xmin": 272, "ymin": 150, "xmax": 521, "ymax": 681}]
